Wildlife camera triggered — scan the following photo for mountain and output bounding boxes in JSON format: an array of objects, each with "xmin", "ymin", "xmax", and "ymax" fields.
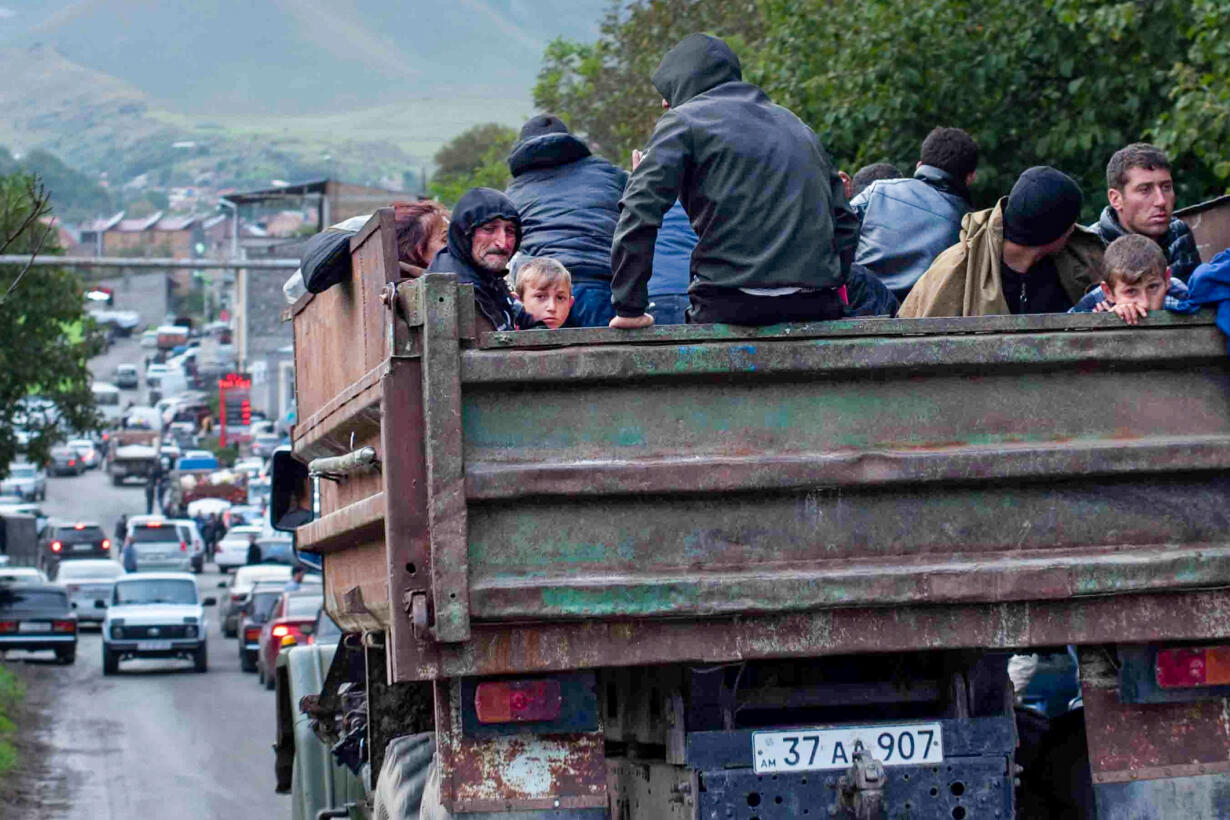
[{"xmin": 0, "ymin": 0, "xmax": 610, "ymax": 192}]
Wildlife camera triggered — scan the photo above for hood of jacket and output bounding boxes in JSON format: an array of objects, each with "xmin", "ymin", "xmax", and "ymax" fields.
[
  {"xmin": 426, "ymin": 187, "xmax": 523, "ymax": 330},
  {"xmin": 899, "ymin": 200, "xmax": 1103, "ymax": 317},
  {"xmin": 507, "ymin": 132, "xmax": 592, "ymax": 177},
  {"xmin": 652, "ymin": 33, "xmax": 742, "ymax": 108}
]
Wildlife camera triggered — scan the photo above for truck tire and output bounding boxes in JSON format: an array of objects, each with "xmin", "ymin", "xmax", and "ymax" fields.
[
  {"xmin": 102, "ymin": 646, "xmax": 118, "ymax": 675},
  {"xmin": 194, "ymin": 642, "xmax": 208, "ymax": 673},
  {"xmin": 372, "ymin": 733, "xmax": 436, "ymax": 820}
]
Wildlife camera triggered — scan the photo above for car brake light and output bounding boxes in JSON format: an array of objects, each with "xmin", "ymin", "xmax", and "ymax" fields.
[
  {"xmin": 1156, "ymin": 646, "xmax": 1230, "ymax": 688},
  {"xmin": 68, "ymin": 460, "xmax": 76, "ymax": 466},
  {"xmin": 74, "ymin": 523, "xmax": 85, "ymax": 530},
  {"xmin": 102, "ymin": 539, "xmax": 111, "ymax": 551},
  {"xmin": 271, "ymin": 625, "xmax": 290, "ymax": 638},
  {"xmin": 244, "ymin": 627, "xmax": 261, "ymax": 642},
  {"xmin": 475, "ymin": 679, "xmax": 563, "ymax": 724},
  {"xmin": 148, "ymin": 521, "xmax": 162, "ymax": 528},
  {"xmin": 52, "ymin": 620, "xmax": 76, "ymax": 633},
  {"xmin": 179, "ymin": 541, "xmax": 187, "ymax": 552},
  {"xmin": 0, "ymin": 622, "xmax": 16, "ymax": 633},
  {"xmin": 51, "ymin": 541, "xmax": 62, "ymax": 553}
]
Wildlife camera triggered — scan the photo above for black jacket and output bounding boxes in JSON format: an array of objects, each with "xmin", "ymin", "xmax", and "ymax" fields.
[
  {"xmin": 611, "ymin": 34, "xmax": 859, "ymax": 317},
  {"xmin": 505, "ymin": 133, "xmax": 628, "ymax": 285},
  {"xmin": 425, "ymin": 187, "xmax": 536, "ymax": 331}
]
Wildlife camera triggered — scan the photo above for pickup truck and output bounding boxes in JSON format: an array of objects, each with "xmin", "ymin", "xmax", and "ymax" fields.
[
  {"xmin": 107, "ymin": 429, "xmax": 161, "ymax": 486},
  {"xmin": 272, "ymin": 206, "xmax": 1230, "ymax": 819}
]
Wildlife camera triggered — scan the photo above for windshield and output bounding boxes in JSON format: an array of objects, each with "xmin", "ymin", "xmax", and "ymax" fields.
[
  {"xmin": 94, "ymin": 391, "xmax": 120, "ymax": 406},
  {"xmin": 114, "ymin": 579, "xmax": 197, "ymax": 605},
  {"xmin": 130, "ymin": 526, "xmax": 180, "ymax": 543},
  {"xmin": 286, "ymin": 595, "xmax": 322, "ymax": 617},
  {"xmin": 250, "ymin": 591, "xmax": 281, "ymax": 621},
  {"xmin": 315, "ymin": 612, "xmax": 342, "ymax": 643},
  {"xmin": 9, "ymin": 465, "xmax": 35, "ymax": 478},
  {"xmin": 57, "ymin": 562, "xmax": 123, "ymax": 581},
  {"xmin": 0, "ymin": 588, "xmax": 68, "ymax": 613}
]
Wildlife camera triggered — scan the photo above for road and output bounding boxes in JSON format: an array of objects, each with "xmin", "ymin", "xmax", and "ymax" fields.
[{"xmin": 4, "ymin": 288, "xmax": 287, "ymax": 819}]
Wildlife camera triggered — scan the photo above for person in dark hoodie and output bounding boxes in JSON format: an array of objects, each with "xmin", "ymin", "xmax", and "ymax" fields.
[
  {"xmin": 505, "ymin": 115, "xmax": 628, "ymax": 327},
  {"xmin": 425, "ymin": 187, "xmax": 540, "ymax": 331},
  {"xmin": 610, "ymin": 33, "xmax": 859, "ymax": 328}
]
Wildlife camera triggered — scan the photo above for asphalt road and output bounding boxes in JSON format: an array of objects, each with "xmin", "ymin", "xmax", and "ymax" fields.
[{"xmin": 4, "ymin": 309, "xmax": 287, "ymax": 819}]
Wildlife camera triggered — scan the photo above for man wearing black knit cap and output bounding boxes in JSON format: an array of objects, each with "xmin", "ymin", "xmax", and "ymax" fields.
[{"xmin": 899, "ymin": 166, "xmax": 1105, "ymax": 318}]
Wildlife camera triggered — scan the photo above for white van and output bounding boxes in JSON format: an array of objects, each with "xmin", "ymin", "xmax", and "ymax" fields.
[{"xmin": 91, "ymin": 382, "xmax": 122, "ymax": 426}]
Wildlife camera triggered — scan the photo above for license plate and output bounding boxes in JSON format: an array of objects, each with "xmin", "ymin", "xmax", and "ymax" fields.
[
  {"xmin": 71, "ymin": 543, "xmax": 93, "ymax": 552},
  {"xmin": 752, "ymin": 722, "xmax": 944, "ymax": 773},
  {"xmin": 18, "ymin": 621, "xmax": 50, "ymax": 633},
  {"xmin": 136, "ymin": 640, "xmax": 173, "ymax": 651}
]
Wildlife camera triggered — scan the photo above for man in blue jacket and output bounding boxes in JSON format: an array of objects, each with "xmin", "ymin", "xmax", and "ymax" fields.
[
  {"xmin": 505, "ymin": 115, "xmax": 628, "ymax": 327},
  {"xmin": 850, "ymin": 127, "xmax": 978, "ymax": 302}
]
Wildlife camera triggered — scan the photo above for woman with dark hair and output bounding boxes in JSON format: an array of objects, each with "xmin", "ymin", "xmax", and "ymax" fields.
[{"xmin": 296, "ymin": 199, "xmax": 451, "ymax": 295}]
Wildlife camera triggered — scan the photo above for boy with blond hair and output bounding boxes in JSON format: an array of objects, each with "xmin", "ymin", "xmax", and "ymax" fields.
[
  {"xmin": 515, "ymin": 258, "xmax": 576, "ymax": 329},
  {"xmin": 1070, "ymin": 233, "xmax": 1188, "ymax": 325}
]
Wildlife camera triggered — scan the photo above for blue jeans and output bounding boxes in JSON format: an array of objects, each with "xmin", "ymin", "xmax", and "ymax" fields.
[
  {"xmin": 570, "ymin": 282, "xmax": 616, "ymax": 328},
  {"xmin": 649, "ymin": 293, "xmax": 690, "ymax": 326}
]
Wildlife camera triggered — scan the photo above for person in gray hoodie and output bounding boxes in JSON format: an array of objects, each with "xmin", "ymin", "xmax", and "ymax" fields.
[{"xmin": 610, "ymin": 33, "xmax": 858, "ymax": 327}]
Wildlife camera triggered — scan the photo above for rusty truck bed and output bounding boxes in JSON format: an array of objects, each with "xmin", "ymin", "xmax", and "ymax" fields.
[{"xmin": 289, "ymin": 210, "xmax": 1230, "ymax": 683}]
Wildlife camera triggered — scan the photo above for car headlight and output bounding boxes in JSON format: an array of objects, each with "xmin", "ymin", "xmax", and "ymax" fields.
[
  {"xmin": 184, "ymin": 625, "xmax": 198, "ymax": 638},
  {"xmin": 111, "ymin": 626, "xmax": 125, "ymax": 640}
]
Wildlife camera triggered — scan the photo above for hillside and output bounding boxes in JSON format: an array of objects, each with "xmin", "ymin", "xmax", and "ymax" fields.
[{"xmin": 0, "ymin": 0, "xmax": 609, "ymax": 191}]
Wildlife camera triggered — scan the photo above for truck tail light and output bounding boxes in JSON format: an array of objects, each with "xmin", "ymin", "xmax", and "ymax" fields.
[
  {"xmin": 1156, "ymin": 646, "xmax": 1230, "ymax": 688},
  {"xmin": 475, "ymin": 679, "xmax": 563, "ymax": 724},
  {"xmin": 52, "ymin": 620, "xmax": 76, "ymax": 633},
  {"xmin": 0, "ymin": 622, "xmax": 16, "ymax": 633},
  {"xmin": 244, "ymin": 627, "xmax": 261, "ymax": 642},
  {"xmin": 50, "ymin": 541, "xmax": 62, "ymax": 553},
  {"xmin": 102, "ymin": 539, "xmax": 111, "ymax": 551}
]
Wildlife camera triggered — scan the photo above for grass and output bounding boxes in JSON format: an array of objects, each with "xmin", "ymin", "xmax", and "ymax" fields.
[{"xmin": 0, "ymin": 666, "xmax": 26, "ymax": 776}]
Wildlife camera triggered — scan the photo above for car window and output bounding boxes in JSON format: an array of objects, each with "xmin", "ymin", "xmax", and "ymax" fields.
[
  {"xmin": 10, "ymin": 465, "xmax": 35, "ymax": 478},
  {"xmin": 0, "ymin": 588, "xmax": 68, "ymax": 612},
  {"xmin": 251, "ymin": 591, "xmax": 281, "ymax": 620},
  {"xmin": 0, "ymin": 569, "xmax": 45, "ymax": 583},
  {"xmin": 286, "ymin": 595, "xmax": 322, "ymax": 617},
  {"xmin": 113, "ymin": 579, "xmax": 197, "ymax": 605},
  {"xmin": 54, "ymin": 526, "xmax": 105, "ymax": 544},
  {"xmin": 130, "ymin": 526, "xmax": 180, "ymax": 543},
  {"xmin": 315, "ymin": 611, "xmax": 342, "ymax": 643},
  {"xmin": 56, "ymin": 562, "xmax": 123, "ymax": 580}
]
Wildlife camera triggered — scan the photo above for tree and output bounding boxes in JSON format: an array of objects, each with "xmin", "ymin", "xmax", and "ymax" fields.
[
  {"xmin": 0, "ymin": 173, "xmax": 103, "ymax": 475},
  {"xmin": 428, "ymin": 124, "xmax": 517, "ymax": 207}
]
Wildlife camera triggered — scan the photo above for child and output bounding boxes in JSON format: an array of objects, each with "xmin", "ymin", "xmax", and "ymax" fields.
[
  {"xmin": 515, "ymin": 258, "xmax": 576, "ymax": 329},
  {"xmin": 1070, "ymin": 233, "xmax": 1188, "ymax": 325}
]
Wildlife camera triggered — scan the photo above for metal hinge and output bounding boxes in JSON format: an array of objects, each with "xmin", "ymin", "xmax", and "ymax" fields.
[{"xmin": 404, "ymin": 590, "xmax": 431, "ymax": 640}]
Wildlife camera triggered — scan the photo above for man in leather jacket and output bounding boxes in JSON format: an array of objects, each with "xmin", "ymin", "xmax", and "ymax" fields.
[{"xmin": 850, "ymin": 127, "xmax": 979, "ymax": 302}]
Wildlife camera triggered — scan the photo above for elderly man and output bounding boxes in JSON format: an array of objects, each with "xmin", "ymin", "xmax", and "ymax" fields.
[
  {"xmin": 900, "ymin": 166, "xmax": 1104, "ymax": 317},
  {"xmin": 426, "ymin": 187, "xmax": 539, "ymax": 331},
  {"xmin": 610, "ymin": 33, "xmax": 858, "ymax": 328},
  {"xmin": 1091, "ymin": 143, "xmax": 1200, "ymax": 282},
  {"xmin": 505, "ymin": 115, "xmax": 627, "ymax": 327}
]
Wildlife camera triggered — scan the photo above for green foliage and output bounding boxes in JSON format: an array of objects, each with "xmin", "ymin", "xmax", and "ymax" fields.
[
  {"xmin": 533, "ymin": 0, "xmax": 767, "ymax": 165},
  {"xmin": 0, "ymin": 147, "xmax": 112, "ymax": 223},
  {"xmin": 0, "ymin": 172, "xmax": 103, "ymax": 475},
  {"xmin": 428, "ymin": 124, "xmax": 518, "ymax": 207},
  {"xmin": 0, "ymin": 665, "xmax": 25, "ymax": 775}
]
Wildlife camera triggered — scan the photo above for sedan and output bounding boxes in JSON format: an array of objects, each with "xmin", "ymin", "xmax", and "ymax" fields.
[
  {"xmin": 48, "ymin": 446, "xmax": 86, "ymax": 477},
  {"xmin": 114, "ymin": 364, "xmax": 140, "ymax": 389},
  {"xmin": 0, "ymin": 583, "xmax": 77, "ymax": 663},
  {"xmin": 53, "ymin": 559, "xmax": 125, "ymax": 624},
  {"xmin": 214, "ymin": 524, "xmax": 264, "ymax": 571},
  {"xmin": 65, "ymin": 439, "xmax": 102, "ymax": 470},
  {"xmin": 258, "ymin": 590, "xmax": 322, "ymax": 689},
  {"xmin": 218, "ymin": 563, "xmax": 293, "ymax": 637},
  {"xmin": 2, "ymin": 462, "xmax": 46, "ymax": 501},
  {"xmin": 238, "ymin": 582, "xmax": 287, "ymax": 672}
]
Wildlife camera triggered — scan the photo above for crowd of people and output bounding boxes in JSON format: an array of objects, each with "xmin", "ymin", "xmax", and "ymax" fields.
[{"xmin": 303, "ymin": 32, "xmax": 1224, "ymax": 335}]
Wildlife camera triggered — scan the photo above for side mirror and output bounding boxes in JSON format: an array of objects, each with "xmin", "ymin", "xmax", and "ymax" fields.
[
  {"xmin": 270, "ymin": 449, "xmax": 312, "ymax": 533},
  {"xmin": 202, "ymin": 596, "xmax": 217, "ymax": 607},
  {"xmin": 94, "ymin": 599, "xmax": 107, "ymax": 609}
]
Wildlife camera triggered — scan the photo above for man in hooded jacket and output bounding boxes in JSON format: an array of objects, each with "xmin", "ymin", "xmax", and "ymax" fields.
[
  {"xmin": 505, "ymin": 115, "xmax": 628, "ymax": 327},
  {"xmin": 610, "ymin": 33, "xmax": 859, "ymax": 328},
  {"xmin": 426, "ymin": 187, "xmax": 539, "ymax": 332}
]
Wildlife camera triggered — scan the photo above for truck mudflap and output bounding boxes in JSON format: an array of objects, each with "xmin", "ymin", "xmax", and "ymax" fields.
[{"xmin": 685, "ymin": 717, "xmax": 1015, "ymax": 819}]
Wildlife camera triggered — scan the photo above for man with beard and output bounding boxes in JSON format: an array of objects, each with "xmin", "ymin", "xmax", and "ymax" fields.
[{"xmin": 425, "ymin": 187, "xmax": 540, "ymax": 331}]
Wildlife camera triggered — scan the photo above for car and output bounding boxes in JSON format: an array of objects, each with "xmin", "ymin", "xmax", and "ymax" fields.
[
  {"xmin": 232, "ymin": 457, "xmax": 265, "ymax": 478},
  {"xmin": 250, "ymin": 433, "xmax": 284, "ymax": 459},
  {"xmin": 223, "ymin": 504, "xmax": 262, "ymax": 529},
  {"xmin": 306, "ymin": 607, "xmax": 342, "ymax": 647},
  {"xmin": 48, "ymin": 445, "xmax": 86, "ymax": 477},
  {"xmin": 218, "ymin": 563, "xmax": 293, "ymax": 637},
  {"xmin": 114, "ymin": 364, "xmax": 140, "ymax": 389},
  {"xmin": 53, "ymin": 559, "xmax": 125, "ymax": 624},
  {"xmin": 238, "ymin": 581, "xmax": 289, "ymax": 672},
  {"xmin": 38, "ymin": 522, "xmax": 111, "ymax": 573},
  {"xmin": 140, "ymin": 329, "xmax": 159, "ymax": 349},
  {"xmin": 214, "ymin": 524, "xmax": 265, "ymax": 571},
  {"xmin": 259, "ymin": 535, "xmax": 295, "ymax": 565},
  {"xmin": 65, "ymin": 438, "xmax": 102, "ymax": 470},
  {"xmin": 0, "ymin": 502, "xmax": 48, "ymax": 532},
  {"xmin": 2, "ymin": 462, "xmax": 46, "ymax": 501},
  {"xmin": 0, "ymin": 567, "xmax": 49, "ymax": 584},
  {"xmin": 0, "ymin": 583, "xmax": 77, "ymax": 663},
  {"xmin": 257, "ymin": 590, "xmax": 323, "ymax": 689},
  {"xmin": 167, "ymin": 518, "xmax": 206, "ymax": 573},
  {"xmin": 124, "ymin": 518, "xmax": 192, "ymax": 573},
  {"xmin": 101, "ymin": 572, "xmax": 214, "ymax": 674}
]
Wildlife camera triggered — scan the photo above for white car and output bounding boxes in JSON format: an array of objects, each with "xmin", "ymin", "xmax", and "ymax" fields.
[
  {"xmin": 219, "ymin": 563, "xmax": 294, "ymax": 637},
  {"xmin": 214, "ymin": 524, "xmax": 264, "ymax": 571},
  {"xmin": 0, "ymin": 567, "xmax": 49, "ymax": 584},
  {"xmin": 124, "ymin": 518, "xmax": 192, "ymax": 573},
  {"xmin": 54, "ymin": 559, "xmax": 125, "ymax": 623},
  {"xmin": 65, "ymin": 438, "xmax": 102, "ymax": 470},
  {"xmin": 102, "ymin": 573, "xmax": 215, "ymax": 674},
  {"xmin": 140, "ymin": 329, "xmax": 159, "ymax": 349}
]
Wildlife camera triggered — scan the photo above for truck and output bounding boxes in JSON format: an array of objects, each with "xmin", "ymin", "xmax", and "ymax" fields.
[
  {"xmin": 166, "ymin": 464, "xmax": 247, "ymax": 518},
  {"xmin": 155, "ymin": 325, "xmax": 190, "ymax": 351},
  {"xmin": 271, "ymin": 206, "xmax": 1230, "ymax": 819},
  {"xmin": 107, "ymin": 429, "xmax": 161, "ymax": 486}
]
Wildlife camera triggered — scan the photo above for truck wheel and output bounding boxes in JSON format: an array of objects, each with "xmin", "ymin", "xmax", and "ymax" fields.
[
  {"xmin": 193, "ymin": 643, "xmax": 208, "ymax": 673},
  {"xmin": 372, "ymin": 733, "xmax": 437, "ymax": 820},
  {"xmin": 102, "ymin": 646, "xmax": 118, "ymax": 675},
  {"xmin": 56, "ymin": 648, "xmax": 75, "ymax": 665}
]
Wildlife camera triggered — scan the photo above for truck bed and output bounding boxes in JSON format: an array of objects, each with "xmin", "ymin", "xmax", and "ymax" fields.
[{"xmin": 290, "ymin": 210, "xmax": 1230, "ymax": 683}]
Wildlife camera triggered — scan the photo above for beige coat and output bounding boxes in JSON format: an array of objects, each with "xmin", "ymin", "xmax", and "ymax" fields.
[{"xmin": 898, "ymin": 199, "xmax": 1104, "ymax": 318}]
